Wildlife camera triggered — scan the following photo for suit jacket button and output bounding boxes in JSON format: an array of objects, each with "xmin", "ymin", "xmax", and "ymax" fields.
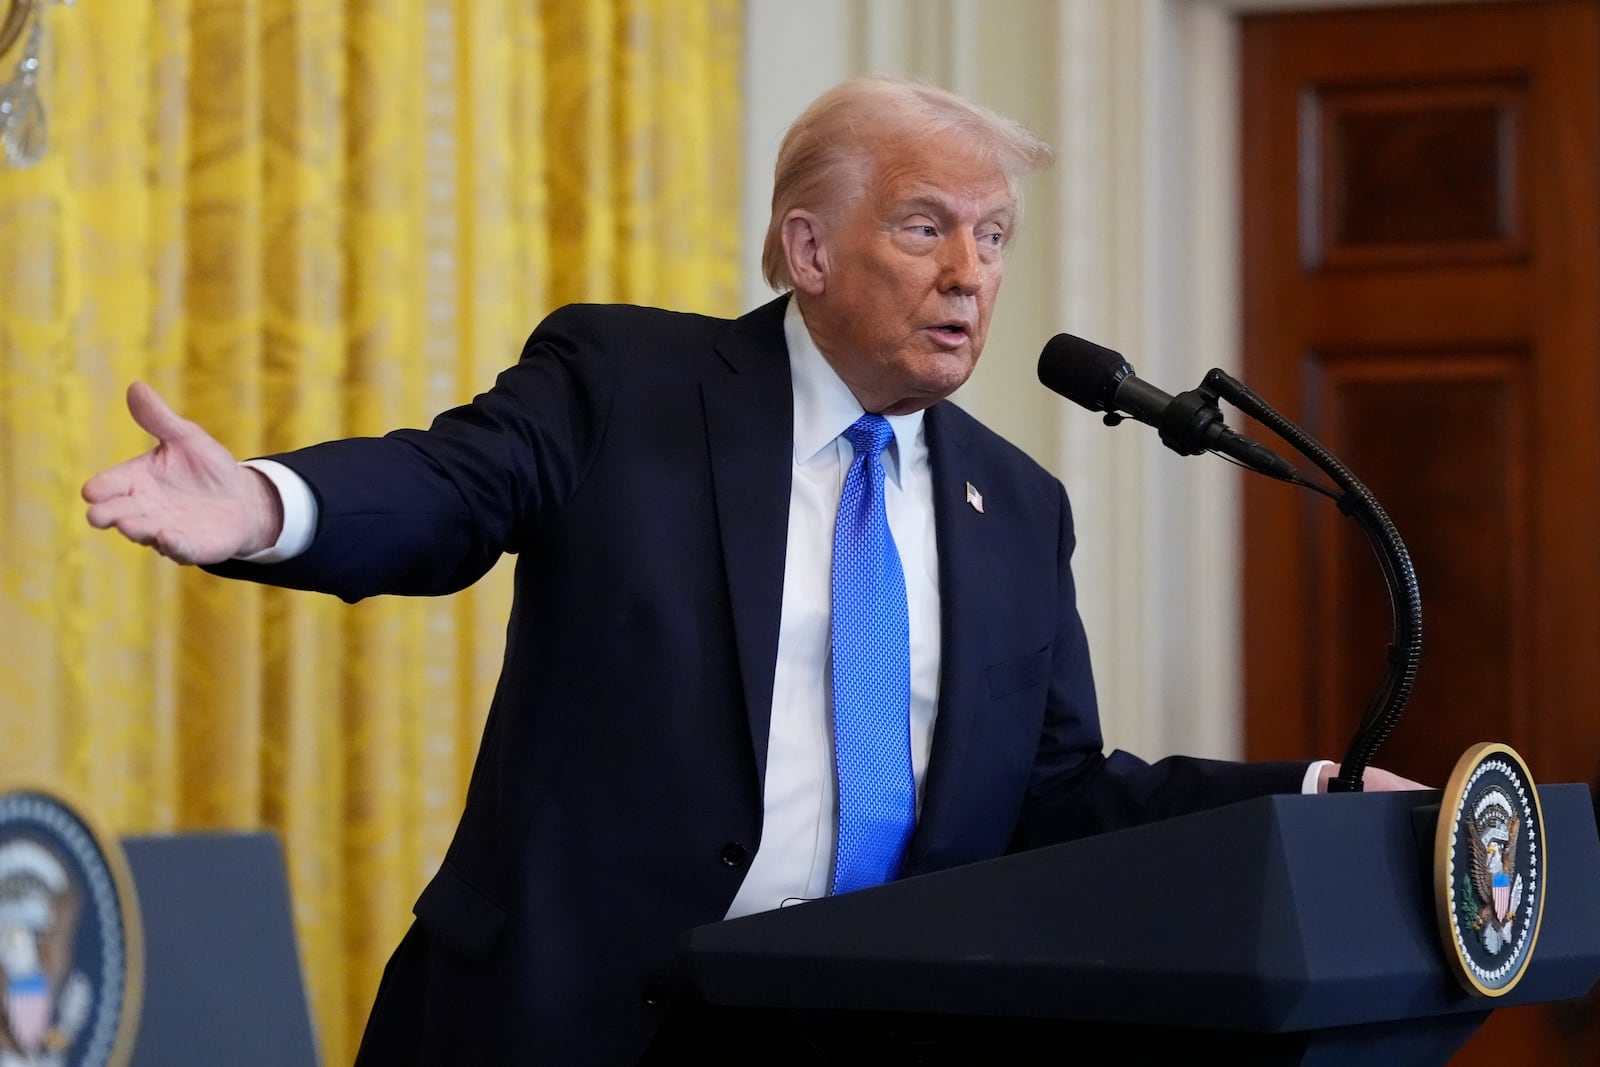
[
  {"xmin": 719, "ymin": 841, "xmax": 749, "ymax": 868},
  {"xmin": 642, "ymin": 981, "xmax": 669, "ymax": 1007}
]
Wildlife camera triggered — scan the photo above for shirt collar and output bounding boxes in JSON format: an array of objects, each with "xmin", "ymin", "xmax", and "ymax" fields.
[{"xmin": 784, "ymin": 297, "xmax": 924, "ymax": 485}]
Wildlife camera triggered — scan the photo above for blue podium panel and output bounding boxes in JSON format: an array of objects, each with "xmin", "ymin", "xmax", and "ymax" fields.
[
  {"xmin": 678, "ymin": 786, "xmax": 1600, "ymax": 1065},
  {"xmin": 122, "ymin": 832, "xmax": 319, "ymax": 1067}
]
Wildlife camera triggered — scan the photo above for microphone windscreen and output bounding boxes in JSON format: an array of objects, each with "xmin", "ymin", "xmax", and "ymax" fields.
[{"xmin": 1037, "ymin": 333, "xmax": 1130, "ymax": 412}]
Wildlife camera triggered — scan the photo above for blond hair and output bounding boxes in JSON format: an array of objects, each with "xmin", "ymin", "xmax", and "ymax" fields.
[{"xmin": 761, "ymin": 77, "xmax": 1055, "ymax": 291}]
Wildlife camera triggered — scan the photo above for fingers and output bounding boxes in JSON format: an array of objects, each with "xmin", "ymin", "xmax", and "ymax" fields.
[
  {"xmin": 81, "ymin": 453, "xmax": 145, "ymax": 504},
  {"xmin": 82, "ymin": 496, "xmax": 207, "ymax": 564},
  {"xmin": 1319, "ymin": 763, "xmax": 1434, "ymax": 793},
  {"xmin": 125, "ymin": 381, "xmax": 189, "ymax": 444},
  {"xmin": 83, "ymin": 490, "xmax": 148, "ymax": 531},
  {"xmin": 1364, "ymin": 767, "xmax": 1432, "ymax": 792},
  {"xmin": 149, "ymin": 528, "xmax": 200, "ymax": 565},
  {"xmin": 83, "ymin": 384, "xmax": 186, "ymax": 504}
]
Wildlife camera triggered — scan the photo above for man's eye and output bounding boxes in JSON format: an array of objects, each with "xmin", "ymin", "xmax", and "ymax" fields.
[
  {"xmin": 981, "ymin": 231, "xmax": 1005, "ymax": 246},
  {"xmin": 910, "ymin": 224, "xmax": 937, "ymax": 238}
]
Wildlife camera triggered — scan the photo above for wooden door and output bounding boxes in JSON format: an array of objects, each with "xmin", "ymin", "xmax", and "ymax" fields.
[{"xmin": 1240, "ymin": 2, "xmax": 1600, "ymax": 1062}]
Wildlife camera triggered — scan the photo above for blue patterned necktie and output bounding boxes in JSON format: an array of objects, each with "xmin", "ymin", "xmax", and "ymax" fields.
[{"xmin": 830, "ymin": 413, "xmax": 915, "ymax": 895}]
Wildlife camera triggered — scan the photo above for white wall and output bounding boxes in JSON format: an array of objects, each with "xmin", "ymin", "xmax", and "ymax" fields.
[{"xmin": 743, "ymin": 0, "xmax": 1249, "ymax": 762}]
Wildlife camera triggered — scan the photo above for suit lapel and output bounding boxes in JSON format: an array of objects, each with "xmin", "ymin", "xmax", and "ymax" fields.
[
  {"xmin": 702, "ymin": 297, "xmax": 793, "ymax": 786},
  {"xmin": 907, "ymin": 402, "xmax": 991, "ymax": 865}
]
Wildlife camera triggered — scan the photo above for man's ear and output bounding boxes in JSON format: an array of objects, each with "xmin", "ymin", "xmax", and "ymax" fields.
[{"xmin": 781, "ymin": 210, "xmax": 828, "ymax": 296}]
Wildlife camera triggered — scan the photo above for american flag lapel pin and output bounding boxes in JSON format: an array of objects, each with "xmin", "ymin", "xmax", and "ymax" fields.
[{"xmin": 965, "ymin": 481, "xmax": 984, "ymax": 513}]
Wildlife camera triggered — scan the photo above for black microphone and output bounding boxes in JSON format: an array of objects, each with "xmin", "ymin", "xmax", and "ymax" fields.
[{"xmin": 1037, "ymin": 333, "xmax": 1298, "ymax": 481}]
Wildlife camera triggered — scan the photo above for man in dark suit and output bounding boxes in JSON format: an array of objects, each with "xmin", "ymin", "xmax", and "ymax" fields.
[{"xmin": 84, "ymin": 78, "xmax": 1415, "ymax": 1063}]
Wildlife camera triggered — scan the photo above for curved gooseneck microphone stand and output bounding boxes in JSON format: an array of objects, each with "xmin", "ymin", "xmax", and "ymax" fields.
[{"xmin": 1181, "ymin": 368, "xmax": 1422, "ymax": 794}]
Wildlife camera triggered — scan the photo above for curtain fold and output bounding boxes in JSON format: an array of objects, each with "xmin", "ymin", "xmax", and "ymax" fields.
[{"xmin": 0, "ymin": 0, "xmax": 742, "ymax": 1060}]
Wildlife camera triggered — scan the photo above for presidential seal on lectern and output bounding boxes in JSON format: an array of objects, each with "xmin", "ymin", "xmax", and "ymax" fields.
[
  {"xmin": 1435, "ymin": 742, "xmax": 1547, "ymax": 998},
  {"xmin": 0, "ymin": 782, "xmax": 141, "ymax": 1067}
]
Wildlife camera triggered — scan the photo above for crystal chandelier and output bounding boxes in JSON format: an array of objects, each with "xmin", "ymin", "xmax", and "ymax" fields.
[{"xmin": 0, "ymin": 0, "xmax": 72, "ymax": 169}]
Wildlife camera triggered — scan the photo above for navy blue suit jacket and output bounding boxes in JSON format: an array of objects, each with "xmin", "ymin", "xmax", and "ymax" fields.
[{"xmin": 214, "ymin": 296, "xmax": 1307, "ymax": 1064}]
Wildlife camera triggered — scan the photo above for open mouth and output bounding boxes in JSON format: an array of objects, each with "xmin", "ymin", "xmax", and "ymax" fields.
[{"xmin": 928, "ymin": 323, "xmax": 971, "ymax": 345}]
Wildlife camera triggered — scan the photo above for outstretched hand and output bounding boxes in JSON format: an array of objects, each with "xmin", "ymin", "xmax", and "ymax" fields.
[{"xmin": 82, "ymin": 382, "xmax": 283, "ymax": 565}]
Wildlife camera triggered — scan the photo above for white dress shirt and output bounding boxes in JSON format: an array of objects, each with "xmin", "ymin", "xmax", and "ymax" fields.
[{"xmin": 722, "ymin": 299, "xmax": 942, "ymax": 918}]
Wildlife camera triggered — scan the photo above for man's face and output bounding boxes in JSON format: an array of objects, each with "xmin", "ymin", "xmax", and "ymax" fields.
[{"xmin": 793, "ymin": 135, "xmax": 1015, "ymax": 416}]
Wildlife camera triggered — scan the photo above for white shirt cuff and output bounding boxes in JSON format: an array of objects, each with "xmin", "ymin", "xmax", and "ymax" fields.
[
  {"xmin": 1302, "ymin": 759, "xmax": 1334, "ymax": 795},
  {"xmin": 236, "ymin": 459, "xmax": 317, "ymax": 563}
]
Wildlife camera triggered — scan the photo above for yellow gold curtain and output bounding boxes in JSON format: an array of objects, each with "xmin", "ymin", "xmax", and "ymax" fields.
[{"xmin": 0, "ymin": 0, "xmax": 742, "ymax": 1061}]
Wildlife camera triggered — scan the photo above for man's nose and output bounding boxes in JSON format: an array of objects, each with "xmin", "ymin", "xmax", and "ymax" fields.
[{"xmin": 938, "ymin": 233, "xmax": 982, "ymax": 295}]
